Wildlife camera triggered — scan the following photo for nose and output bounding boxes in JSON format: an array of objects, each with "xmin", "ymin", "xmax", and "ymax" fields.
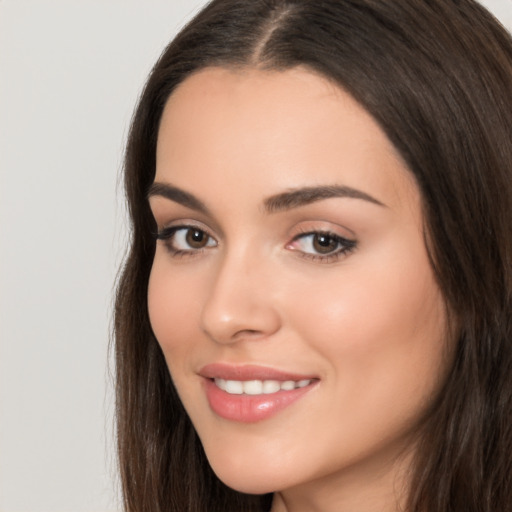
[{"xmin": 200, "ymin": 249, "xmax": 282, "ymax": 344}]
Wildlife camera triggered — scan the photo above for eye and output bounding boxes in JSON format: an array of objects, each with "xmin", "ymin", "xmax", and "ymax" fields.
[
  {"xmin": 156, "ymin": 226, "xmax": 217, "ymax": 255},
  {"xmin": 287, "ymin": 231, "xmax": 356, "ymax": 261}
]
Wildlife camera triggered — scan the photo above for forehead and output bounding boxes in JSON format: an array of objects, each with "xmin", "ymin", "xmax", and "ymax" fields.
[{"xmin": 155, "ymin": 66, "xmax": 419, "ymax": 213}]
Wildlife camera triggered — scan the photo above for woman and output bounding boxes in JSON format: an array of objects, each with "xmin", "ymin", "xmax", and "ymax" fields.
[{"xmin": 114, "ymin": 1, "xmax": 512, "ymax": 510}]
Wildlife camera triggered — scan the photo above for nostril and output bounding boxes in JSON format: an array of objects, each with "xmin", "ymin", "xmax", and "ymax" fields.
[{"xmin": 231, "ymin": 328, "xmax": 269, "ymax": 342}]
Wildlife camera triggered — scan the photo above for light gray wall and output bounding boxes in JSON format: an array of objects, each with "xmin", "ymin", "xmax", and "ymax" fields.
[
  {"xmin": 0, "ymin": 2, "xmax": 210, "ymax": 511},
  {"xmin": 0, "ymin": 1, "xmax": 510, "ymax": 511}
]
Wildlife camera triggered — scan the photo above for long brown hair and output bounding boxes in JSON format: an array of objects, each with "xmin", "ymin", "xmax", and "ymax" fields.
[{"xmin": 114, "ymin": 1, "xmax": 512, "ymax": 510}]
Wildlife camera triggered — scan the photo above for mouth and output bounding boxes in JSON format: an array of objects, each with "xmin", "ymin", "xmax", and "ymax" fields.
[{"xmin": 199, "ymin": 364, "xmax": 318, "ymax": 423}]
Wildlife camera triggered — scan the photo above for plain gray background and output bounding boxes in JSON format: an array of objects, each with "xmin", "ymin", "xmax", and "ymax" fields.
[{"xmin": 0, "ymin": 1, "xmax": 511, "ymax": 511}]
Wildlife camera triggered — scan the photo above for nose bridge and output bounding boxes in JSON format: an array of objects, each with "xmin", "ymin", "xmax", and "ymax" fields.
[{"xmin": 200, "ymin": 243, "xmax": 281, "ymax": 343}]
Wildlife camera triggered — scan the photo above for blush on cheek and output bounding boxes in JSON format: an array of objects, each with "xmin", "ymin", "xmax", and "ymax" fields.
[{"xmin": 291, "ymin": 257, "xmax": 445, "ymax": 368}]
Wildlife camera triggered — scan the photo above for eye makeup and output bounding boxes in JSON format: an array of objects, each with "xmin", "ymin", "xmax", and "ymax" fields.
[
  {"xmin": 286, "ymin": 229, "xmax": 357, "ymax": 263},
  {"xmin": 154, "ymin": 223, "xmax": 357, "ymax": 264},
  {"xmin": 155, "ymin": 225, "xmax": 217, "ymax": 258}
]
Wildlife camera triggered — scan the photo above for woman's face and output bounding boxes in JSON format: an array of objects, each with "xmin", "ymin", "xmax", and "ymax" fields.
[{"xmin": 148, "ymin": 67, "xmax": 450, "ymax": 506}]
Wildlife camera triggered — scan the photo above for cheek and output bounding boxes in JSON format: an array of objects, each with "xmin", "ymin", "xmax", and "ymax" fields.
[
  {"xmin": 147, "ymin": 257, "xmax": 203, "ymax": 359},
  {"xmin": 284, "ymin": 242, "xmax": 449, "ymax": 400},
  {"xmin": 301, "ymin": 230, "xmax": 443, "ymax": 340}
]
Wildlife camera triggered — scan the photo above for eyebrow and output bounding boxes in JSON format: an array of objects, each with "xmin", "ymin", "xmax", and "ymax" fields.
[
  {"xmin": 147, "ymin": 182, "xmax": 385, "ymax": 214},
  {"xmin": 264, "ymin": 185, "xmax": 386, "ymax": 212},
  {"xmin": 147, "ymin": 182, "xmax": 210, "ymax": 214}
]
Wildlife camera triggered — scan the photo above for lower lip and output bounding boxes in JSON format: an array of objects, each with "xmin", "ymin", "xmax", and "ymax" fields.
[{"xmin": 203, "ymin": 378, "xmax": 316, "ymax": 423}]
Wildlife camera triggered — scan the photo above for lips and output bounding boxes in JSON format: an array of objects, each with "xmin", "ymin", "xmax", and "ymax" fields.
[
  {"xmin": 199, "ymin": 363, "xmax": 318, "ymax": 423},
  {"xmin": 200, "ymin": 363, "xmax": 317, "ymax": 382}
]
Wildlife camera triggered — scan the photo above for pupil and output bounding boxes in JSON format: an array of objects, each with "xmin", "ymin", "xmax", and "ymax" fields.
[
  {"xmin": 313, "ymin": 234, "xmax": 337, "ymax": 253},
  {"xmin": 186, "ymin": 229, "xmax": 206, "ymax": 248}
]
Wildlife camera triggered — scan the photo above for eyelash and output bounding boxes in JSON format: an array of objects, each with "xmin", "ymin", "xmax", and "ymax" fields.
[
  {"xmin": 154, "ymin": 226, "xmax": 357, "ymax": 262},
  {"xmin": 287, "ymin": 230, "xmax": 357, "ymax": 263},
  {"xmin": 155, "ymin": 225, "xmax": 217, "ymax": 258}
]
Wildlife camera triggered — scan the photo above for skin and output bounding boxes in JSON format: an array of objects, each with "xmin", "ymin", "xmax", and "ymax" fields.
[{"xmin": 148, "ymin": 67, "xmax": 451, "ymax": 512}]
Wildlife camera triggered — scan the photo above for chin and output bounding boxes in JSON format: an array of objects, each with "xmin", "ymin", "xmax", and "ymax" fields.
[
  {"xmin": 204, "ymin": 448, "xmax": 291, "ymax": 495},
  {"xmin": 214, "ymin": 469, "xmax": 281, "ymax": 495}
]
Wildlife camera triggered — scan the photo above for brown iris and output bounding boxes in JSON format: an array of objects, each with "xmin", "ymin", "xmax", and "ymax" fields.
[
  {"xmin": 312, "ymin": 233, "xmax": 339, "ymax": 254},
  {"xmin": 185, "ymin": 228, "xmax": 209, "ymax": 249}
]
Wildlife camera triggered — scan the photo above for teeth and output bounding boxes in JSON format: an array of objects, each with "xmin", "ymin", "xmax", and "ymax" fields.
[
  {"xmin": 224, "ymin": 380, "xmax": 243, "ymax": 394},
  {"xmin": 262, "ymin": 380, "xmax": 280, "ymax": 394},
  {"xmin": 281, "ymin": 380, "xmax": 295, "ymax": 391},
  {"xmin": 244, "ymin": 380, "xmax": 263, "ymax": 395},
  {"xmin": 214, "ymin": 378, "xmax": 312, "ymax": 395}
]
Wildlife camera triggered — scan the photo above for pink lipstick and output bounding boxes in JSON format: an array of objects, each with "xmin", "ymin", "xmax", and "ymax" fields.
[{"xmin": 200, "ymin": 364, "xmax": 318, "ymax": 423}]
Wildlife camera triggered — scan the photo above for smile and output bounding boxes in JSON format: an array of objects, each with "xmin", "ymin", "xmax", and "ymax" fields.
[
  {"xmin": 199, "ymin": 364, "xmax": 318, "ymax": 423},
  {"xmin": 214, "ymin": 378, "xmax": 313, "ymax": 395}
]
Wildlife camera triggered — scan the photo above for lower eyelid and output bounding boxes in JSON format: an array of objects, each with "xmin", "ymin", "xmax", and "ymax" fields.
[
  {"xmin": 286, "ymin": 231, "xmax": 357, "ymax": 260},
  {"xmin": 293, "ymin": 243, "xmax": 356, "ymax": 263}
]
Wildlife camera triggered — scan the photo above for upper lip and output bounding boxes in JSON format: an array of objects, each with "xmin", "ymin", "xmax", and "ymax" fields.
[{"xmin": 199, "ymin": 363, "xmax": 317, "ymax": 381}]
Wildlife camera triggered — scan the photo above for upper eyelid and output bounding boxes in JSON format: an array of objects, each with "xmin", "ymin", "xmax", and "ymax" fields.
[
  {"xmin": 156, "ymin": 225, "xmax": 219, "ymax": 248},
  {"xmin": 149, "ymin": 195, "xmax": 358, "ymax": 239},
  {"xmin": 289, "ymin": 231, "xmax": 357, "ymax": 249},
  {"xmin": 292, "ymin": 229, "xmax": 354, "ymax": 240},
  {"xmin": 155, "ymin": 219, "xmax": 215, "ymax": 235},
  {"xmin": 150, "ymin": 205, "xmax": 224, "ymax": 239},
  {"xmin": 154, "ymin": 219, "xmax": 357, "ymax": 251},
  {"xmin": 289, "ymin": 221, "xmax": 356, "ymax": 240}
]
